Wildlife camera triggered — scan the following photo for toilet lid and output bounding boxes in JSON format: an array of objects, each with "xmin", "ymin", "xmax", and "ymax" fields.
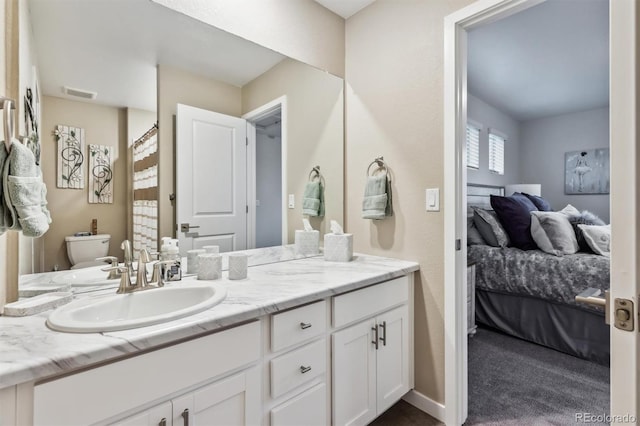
[{"xmin": 71, "ymin": 260, "xmax": 109, "ymax": 270}]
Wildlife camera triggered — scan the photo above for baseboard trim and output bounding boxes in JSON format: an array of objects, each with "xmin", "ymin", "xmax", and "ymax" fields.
[{"xmin": 403, "ymin": 389, "xmax": 446, "ymax": 423}]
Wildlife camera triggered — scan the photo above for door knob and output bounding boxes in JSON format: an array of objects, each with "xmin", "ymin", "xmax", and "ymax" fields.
[{"xmin": 575, "ymin": 288, "xmax": 609, "ymax": 325}]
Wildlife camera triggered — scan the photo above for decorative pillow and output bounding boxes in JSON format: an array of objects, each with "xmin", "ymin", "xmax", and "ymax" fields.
[
  {"xmin": 472, "ymin": 208, "xmax": 510, "ymax": 247},
  {"xmin": 530, "ymin": 211, "xmax": 579, "ymax": 256},
  {"xmin": 521, "ymin": 193, "xmax": 552, "ymax": 211},
  {"xmin": 559, "ymin": 204, "xmax": 581, "ymax": 216},
  {"xmin": 467, "ymin": 217, "xmax": 487, "ymax": 246},
  {"xmin": 560, "ymin": 207, "xmax": 606, "ymax": 252},
  {"xmin": 577, "ymin": 224, "xmax": 611, "ymax": 257},
  {"xmin": 490, "ymin": 194, "xmax": 539, "ymax": 250}
]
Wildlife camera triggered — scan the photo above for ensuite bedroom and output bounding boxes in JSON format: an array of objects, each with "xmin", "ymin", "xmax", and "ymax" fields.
[{"xmin": 463, "ymin": 0, "xmax": 610, "ymax": 423}]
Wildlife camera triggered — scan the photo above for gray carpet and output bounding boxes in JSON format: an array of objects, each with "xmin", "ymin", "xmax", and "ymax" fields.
[{"xmin": 467, "ymin": 327, "xmax": 610, "ymax": 425}]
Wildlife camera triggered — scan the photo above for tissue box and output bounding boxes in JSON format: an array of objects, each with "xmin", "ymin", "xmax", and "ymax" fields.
[
  {"xmin": 324, "ymin": 233, "xmax": 353, "ymax": 262},
  {"xmin": 295, "ymin": 230, "xmax": 320, "ymax": 256}
]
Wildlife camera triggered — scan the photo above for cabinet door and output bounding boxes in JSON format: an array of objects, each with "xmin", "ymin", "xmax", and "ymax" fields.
[
  {"xmin": 172, "ymin": 366, "xmax": 261, "ymax": 426},
  {"xmin": 332, "ymin": 318, "xmax": 377, "ymax": 426},
  {"xmin": 110, "ymin": 401, "xmax": 172, "ymax": 426},
  {"xmin": 376, "ymin": 305, "xmax": 410, "ymax": 414}
]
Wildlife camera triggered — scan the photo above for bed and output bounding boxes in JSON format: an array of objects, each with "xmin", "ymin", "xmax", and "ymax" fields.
[{"xmin": 467, "ymin": 184, "xmax": 610, "ymax": 365}]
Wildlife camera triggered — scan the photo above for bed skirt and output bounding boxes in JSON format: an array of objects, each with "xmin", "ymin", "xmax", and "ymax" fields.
[{"xmin": 475, "ymin": 289, "xmax": 610, "ymax": 366}]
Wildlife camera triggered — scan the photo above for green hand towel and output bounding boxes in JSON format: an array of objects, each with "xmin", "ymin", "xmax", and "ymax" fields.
[
  {"xmin": 362, "ymin": 172, "xmax": 393, "ymax": 219},
  {"xmin": 302, "ymin": 180, "xmax": 324, "ymax": 217}
]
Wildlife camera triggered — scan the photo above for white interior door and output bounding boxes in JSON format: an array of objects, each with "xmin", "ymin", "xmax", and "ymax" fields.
[
  {"xmin": 609, "ymin": 0, "xmax": 639, "ymax": 421},
  {"xmin": 176, "ymin": 104, "xmax": 247, "ymax": 253}
]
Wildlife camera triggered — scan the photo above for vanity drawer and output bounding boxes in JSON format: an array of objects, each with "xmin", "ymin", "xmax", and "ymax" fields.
[
  {"xmin": 271, "ymin": 383, "xmax": 327, "ymax": 426},
  {"xmin": 271, "ymin": 300, "xmax": 326, "ymax": 352},
  {"xmin": 270, "ymin": 338, "xmax": 326, "ymax": 398},
  {"xmin": 333, "ymin": 275, "xmax": 409, "ymax": 328}
]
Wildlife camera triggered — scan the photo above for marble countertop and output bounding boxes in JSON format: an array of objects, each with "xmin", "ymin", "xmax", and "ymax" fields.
[{"xmin": 1, "ymin": 250, "xmax": 418, "ymax": 389}]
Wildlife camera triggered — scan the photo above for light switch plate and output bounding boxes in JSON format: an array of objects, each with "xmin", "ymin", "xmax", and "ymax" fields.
[
  {"xmin": 426, "ymin": 188, "xmax": 440, "ymax": 211},
  {"xmin": 288, "ymin": 194, "xmax": 295, "ymax": 209}
]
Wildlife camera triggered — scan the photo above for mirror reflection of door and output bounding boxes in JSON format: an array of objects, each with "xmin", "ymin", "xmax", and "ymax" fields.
[
  {"xmin": 176, "ymin": 104, "xmax": 247, "ymax": 253},
  {"xmin": 176, "ymin": 103, "xmax": 284, "ymax": 253}
]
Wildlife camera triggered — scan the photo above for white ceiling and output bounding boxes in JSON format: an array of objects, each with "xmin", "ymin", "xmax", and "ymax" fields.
[
  {"xmin": 28, "ymin": 0, "xmax": 285, "ymax": 112},
  {"xmin": 313, "ymin": 0, "xmax": 375, "ymax": 19},
  {"xmin": 467, "ymin": 0, "xmax": 609, "ymax": 122}
]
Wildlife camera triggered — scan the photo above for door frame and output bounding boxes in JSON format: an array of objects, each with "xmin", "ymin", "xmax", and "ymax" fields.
[
  {"xmin": 242, "ymin": 96, "xmax": 288, "ymax": 249},
  {"xmin": 443, "ymin": 0, "xmax": 637, "ymax": 424}
]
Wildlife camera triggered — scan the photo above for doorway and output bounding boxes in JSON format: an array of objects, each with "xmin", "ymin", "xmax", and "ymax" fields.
[
  {"xmin": 243, "ymin": 96, "xmax": 288, "ymax": 249},
  {"xmin": 444, "ymin": 0, "xmax": 638, "ymax": 425},
  {"xmin": 253, "ymin": 108, "xmax": 283, "ymax": 248}
]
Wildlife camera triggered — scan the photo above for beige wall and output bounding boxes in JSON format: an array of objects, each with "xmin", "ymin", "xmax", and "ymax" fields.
[
  {"xmin": 242, "ymin": 59, "xmax": 344, "ymax": 239},
  {"xmin": 345, "ymin": 0, "xmax": 474, "ymax": 404},
  {"xmin": 40, "ymin": 96, "xmax": 128, "ymax": 271},
  {"xmin": 157, "ymin": 65, "xmax": 242, "ymax": 239},
  {"xmin": 150, "ymin": 0, "xmax": 345, "ymax": 78}
]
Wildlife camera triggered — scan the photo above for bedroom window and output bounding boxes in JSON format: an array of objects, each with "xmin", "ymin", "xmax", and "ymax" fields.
[
  {"xmin": 466, "ymin": 121, "xmax": 481, "ymax": 169},
  {"xmin": 488, "ymin": 129, "xmax": 505, "ymax": 175}
]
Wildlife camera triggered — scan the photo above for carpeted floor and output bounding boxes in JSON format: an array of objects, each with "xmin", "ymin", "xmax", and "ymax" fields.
[
  {"xmin": 370, "ymin": 326, "xmax": 609, "ymax": 426},
  {"xmin": 466, "ymin": 327, "xmax": 610, "ymax": 425}
]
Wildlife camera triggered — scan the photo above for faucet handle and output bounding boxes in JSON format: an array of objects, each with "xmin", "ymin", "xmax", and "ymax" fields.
[
  {"xmin": 104, "ymin": 266, "xmax": 132, "ymax": 294},
  {"xmin": 151, "ymin": 260, "xmax": 175, "ymax": 287},
  {"xmin": 98, "ymin": 256, "xmax": 120, "ymax": 279}
]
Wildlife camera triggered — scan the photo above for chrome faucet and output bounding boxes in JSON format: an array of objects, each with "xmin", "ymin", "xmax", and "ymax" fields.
[
  {"xmin": 121, "ymin": 240, "xmax": 134, "ymax": 278},
  {"xmin": 97, "ymin": 256, "xmax": 120, "ymax": 279},
  {"xmin": 136, "ymin": 249, "xmax": 151, "ymax": 289},
  {"xmin": 111, "ymin": 250, "xmax": 175, "ymax": 294}
]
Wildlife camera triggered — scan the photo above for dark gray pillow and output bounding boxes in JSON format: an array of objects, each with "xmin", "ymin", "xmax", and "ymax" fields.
[
  {"xmin": 472, "ymin": 208, "xmax": 510, "ymax": 247},
  {"xmin": 467, "ymin": 217, "xmax": 487, "ymax": 246},
  {"xmin": 563, "ymin": 209, "xmax": 606, "ymax": 253}
]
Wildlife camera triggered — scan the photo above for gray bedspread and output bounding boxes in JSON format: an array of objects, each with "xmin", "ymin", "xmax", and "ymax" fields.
[{"xmin": 468, "ymin": 245, "xmax": 609, "ymax": 311}]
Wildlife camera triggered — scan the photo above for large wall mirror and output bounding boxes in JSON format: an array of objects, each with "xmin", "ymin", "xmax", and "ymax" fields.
[{"xmin": 20, "ymin": 0, "xmax": 344, "ymax": 273}]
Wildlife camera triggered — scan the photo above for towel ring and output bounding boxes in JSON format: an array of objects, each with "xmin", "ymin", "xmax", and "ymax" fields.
[
  {"xmin": 1, "ymin": 97, "xmax": 16, "ymax": 153},
  {"xmin": 367, "ymin": 156, "xmax": 388, "ymax": 176},
  {"xmin": 308, "ymin": 165, "xmax": 322, "ymax": 181}
]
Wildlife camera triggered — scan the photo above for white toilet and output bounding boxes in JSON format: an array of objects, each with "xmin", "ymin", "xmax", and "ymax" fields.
[{"xmin": 65, "ymin": 234, "xmax": 111, "ymax": 269}]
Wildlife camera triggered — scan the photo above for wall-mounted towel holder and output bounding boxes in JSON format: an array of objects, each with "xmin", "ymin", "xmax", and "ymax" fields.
[
  {"xmin": 308, "ymin": 165, "xmax": 324, "ymax": 182},
  {"xmin": 367, "ymin": 156, "xmax": 388, "ymax": 176},
  {"xmin": 1, "ymin": 97, "xmax": 17, "ymax": 153}
]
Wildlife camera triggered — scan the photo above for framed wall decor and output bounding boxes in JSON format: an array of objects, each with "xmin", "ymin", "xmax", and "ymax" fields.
[
  {"xmin": 55, "ymin": 125, "xmax": 85, "ymax": 189},
  {"xmin": 564, "ymin": 148, "xmax": 610, "ymax": 195}
]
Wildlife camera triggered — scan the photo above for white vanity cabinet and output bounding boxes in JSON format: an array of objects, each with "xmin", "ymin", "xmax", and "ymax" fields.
[
  {"xmin": 0, "ymin": 264, "xmax": 416, "ymax": 426},
  {"xmin": 331, "ymin": 277, "xmax": 412, "ymax": 426},
  {"xmin": 33, "ymin": 321, "xmax": 262, "ymax": 426}
]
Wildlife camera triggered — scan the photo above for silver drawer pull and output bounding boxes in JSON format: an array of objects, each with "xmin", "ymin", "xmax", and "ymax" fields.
[
  {"xmin": 300, "ymin": 322, "xmax": 312, "ymax": 330},
  {"xmin": 300, "ymin": 365, "xmax": 312, "ymax": 374},
  {"xmin": 159, "ymin": 418, "xmax": 167, "ymax": 426},
  {"xmin": 181, "ymin": 409, "xmax": 189, "ymax": 426}
]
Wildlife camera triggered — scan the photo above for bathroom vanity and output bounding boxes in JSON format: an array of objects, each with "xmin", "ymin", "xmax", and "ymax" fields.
[{"xmin": 0, "ymin": 251, "xmax": 418, "ymax": 426}]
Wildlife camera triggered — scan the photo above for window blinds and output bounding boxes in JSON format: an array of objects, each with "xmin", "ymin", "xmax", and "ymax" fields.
[
  {"xmin": 488, "ymin": 131, "xmax": 505, "ymax": 175},
  {"xmin": 466, "ymin": 123, "xmax": 480, "ymax": 169}
]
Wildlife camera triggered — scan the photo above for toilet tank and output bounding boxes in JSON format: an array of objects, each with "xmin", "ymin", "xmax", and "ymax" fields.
[{"xmin": 65, "ymin": 234, "xmax": 111, "ymax": 266}]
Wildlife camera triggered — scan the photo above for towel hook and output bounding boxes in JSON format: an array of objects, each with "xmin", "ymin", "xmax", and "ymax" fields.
[
  {"xmin": 1, "ymin": 97, "xmax": 16, "ymax": 153},
  {"xmin": 308, "ymin": 165, "xmax": 322, "ymax": 181},
  {"xmin": 367, "ymin": 156, "xmax": 388, "ymax": 176}
]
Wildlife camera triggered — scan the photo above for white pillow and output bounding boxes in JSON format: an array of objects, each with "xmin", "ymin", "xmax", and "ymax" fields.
[
  {"xmin": 559, "ymin": 204, "xmax": 580, "ymax": 217},
  {"xmin": 530, "ymin": 211, "xmax": 579, "ymax": 256},
  {"xmin": 577, "ymin": 224, "xmax": 611, "ymax": 257}
]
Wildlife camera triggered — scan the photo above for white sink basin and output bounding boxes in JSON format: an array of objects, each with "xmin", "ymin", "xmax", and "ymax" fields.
[
  {"xmin": 46, "ymin": 282, "xmax": 227, "ymax": 333},
  {"xmin": 51, "ymin": 266, "xmax": 119, "ymax": 287}
]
